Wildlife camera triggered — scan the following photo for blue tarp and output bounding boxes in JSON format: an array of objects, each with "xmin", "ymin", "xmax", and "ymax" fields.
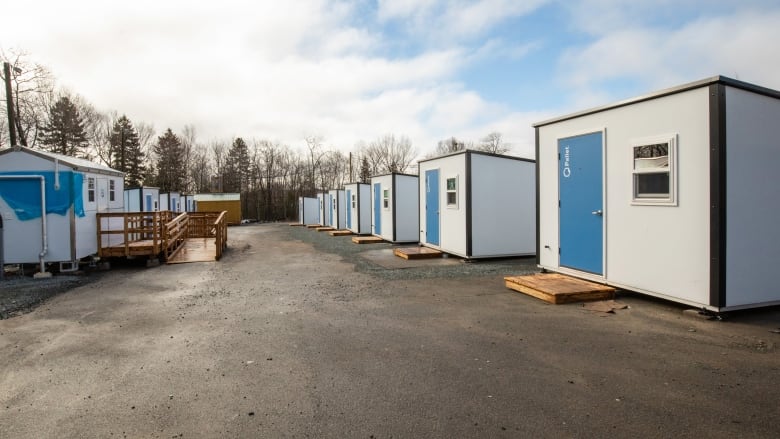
[{"xmin": 0, "ymin": 171, "xmax": 85, "ymax": 220}]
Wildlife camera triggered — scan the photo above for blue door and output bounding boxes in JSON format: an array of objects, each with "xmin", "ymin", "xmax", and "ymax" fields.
[
  {"xmin": 559, "ymin": 131, "xmax": 603, "ymax": 275},
  {"xmin": 373, "ymin": 183, "xmax": 382, "ymax": 235},
  {"xmin": 145, "ymin": 194, "xmax": 152, "ymax": 212},
  {"xmin": 346, "ymin": 189, "xmax": 352, "ymax": 229},
  {"xmin": 425, "ymin": 169, "xmax": 440, "ymax": 245}
]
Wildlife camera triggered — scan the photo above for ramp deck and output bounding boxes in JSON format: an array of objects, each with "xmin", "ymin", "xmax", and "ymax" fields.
[
  {"xmin": 504, "ymin": 273, "xmax": 616, "ymax": 304},
  {"xmin": 166, "ymin": 238, "xmax": 218, "ymax": 264}
]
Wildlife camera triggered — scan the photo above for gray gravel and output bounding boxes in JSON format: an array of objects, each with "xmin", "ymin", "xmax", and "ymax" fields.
[
  {"xmin": 286, "ymin": 226, "xmax": 540, "ymax": 280},
  {"xmin": 0, "ymin": 271, "xmax": 100, "ymax": 319}
]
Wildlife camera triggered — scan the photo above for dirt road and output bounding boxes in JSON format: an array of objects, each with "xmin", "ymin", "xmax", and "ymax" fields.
[{"xmin": 1, "ymin": 224, "xmax": 778, "ymax": 438}]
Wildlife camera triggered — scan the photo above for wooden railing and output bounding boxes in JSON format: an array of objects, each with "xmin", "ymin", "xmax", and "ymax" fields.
[{"xmin": 97, "ymin": 210, "xmax": 227, "ymax": 261}]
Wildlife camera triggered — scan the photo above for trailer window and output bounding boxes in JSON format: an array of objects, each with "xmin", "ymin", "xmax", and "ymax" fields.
[
  {"xmin": 109, "ymin": 180, "xmax": 115, "ymax": 201},
  {"xmin": 87, "ymin": 177, "xmax": 95, "ymax": 202},
  {"xmin": 383, "ymin": 189, "xmax": 389, "ymax": 209},
  {"xmin": 351, "ymin": 194, "xmax": 356, "ymax": 208},
  {"xmin": 632, "ymin": 134, "xmax": 676, "ymax": 205},
  {"xmin": 446, "ymin": 177, "xmax": 458, "ymax": 208},
  {"xmin": 332, "ymin": 198, "xmax": 336, "ymax": 210}
]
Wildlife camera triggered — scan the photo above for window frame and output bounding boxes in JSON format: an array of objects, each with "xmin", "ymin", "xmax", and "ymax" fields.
[
  {"xmin": 631, "ymin": 134, "xmax": 677, "ymax": 206},
  {"xmin": 445, "ymin": 176, "xmax": 458, "ymax": 209},
  {"xmin": 382, "ymin": 189, "xmax": 390, "ymax": 209},
  {"xmin": 109, "ymin": 180, "xmax": 115, "ymax": 202},
  {"xmin": 87, "ymin": 177, "xmax": 95, "ymax": 203}
]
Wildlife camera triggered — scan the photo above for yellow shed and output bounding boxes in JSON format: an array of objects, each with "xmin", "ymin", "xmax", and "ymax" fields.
[{"xmin": 194, "ymin": 193, "xmax": 242, "ymax": 225}]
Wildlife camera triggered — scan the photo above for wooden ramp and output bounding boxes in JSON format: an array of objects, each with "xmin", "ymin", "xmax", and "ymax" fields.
[
  {"xmin": 316, "ymin": 226, "xmax": 335, "ymax": 232},
  {"xmin": 505, "ymin": 273, "xmax": 616, "ymax": 304},
  {"xmin": 329, "ymin": 230, "xmax": 353, "ymax": 236},
  {"xmin": 167, "ymin": 238, "xmax": 217, "ymax": 264},
  {"xmin": 352, "ymin": 236, "xmax": 384, "ymax": 244},
  {"xmin": 394, "ymin": 247, "xmax": 442, "ymax": 260}
]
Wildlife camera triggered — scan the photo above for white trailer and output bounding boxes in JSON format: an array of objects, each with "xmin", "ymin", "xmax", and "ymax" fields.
[
  {"xmin": 160, "ymin": 191, "xmax": 181, "ymax": 212},
  {"xmin": 298, "ymin": 196, "xmax": 319, "ymax": 224},
  {"xmin": 124, "ymin": 186, "xmax": 160, "ymax": 212},
  {"xmin": 343, "ymin": 182, "xmax": 371, "ymax": 235},
  {"xmin": 370, "ymin": 173, "xmax": 419, "ymax": 243},
  {"xmin": 535, "ymin": 75, "xmax": 780, "ymax": 312},
  {"xmin": 182, "ymin": 194, "xmax": 196, "ymax": 212},
  {"xmin": 328, "ymin": 189, "xmax": 346, "ymax": 229},
  {"xmin": 0, "ymin": 147, "xmax": 124, "ymax": 273},
  {"xmin": 317, "ymin": 191, "xmax": 331, "ymax": 226},
  {"xmin": 418, "ymin": 150, "xmax": 536, "ymax": 259}
]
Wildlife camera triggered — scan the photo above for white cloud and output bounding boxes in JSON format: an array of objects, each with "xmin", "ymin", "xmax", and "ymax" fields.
[{"xmin": 557, "ymin": 9, "xmax": 780, "ymax": 109}]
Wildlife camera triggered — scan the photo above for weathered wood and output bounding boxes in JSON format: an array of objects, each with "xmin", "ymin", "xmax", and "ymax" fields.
[
  {"xmin": 328, "ymin": 230, "xmax": 353, "ymax": 236},
  {"xmin": 394, "ymin": 247, "xmax": 443, "ymax": 260},
  {"xmin": 289, "ymin": 223, "xmax": 305, "ymax": 227},
  {"xmin": 316, "ymin": 226, "xmax": 335, "ymax": 232},
  {"xmin": 504, "ymin": 273, "xmax": 616, "ymax": 304},
  {"xmin": 352, "ymin": 236, "xmax": 384, "ymax": 244},
  {"xmin": 166, "ymin": 238, "xmax": 217, "ymax": 264},
  {"xmin": 305, "ymin": 224, "xmax": 321, "ymax": 229}
]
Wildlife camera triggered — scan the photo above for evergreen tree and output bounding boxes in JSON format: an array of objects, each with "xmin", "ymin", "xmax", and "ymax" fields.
[
  {"xmin": 359, "ymin": 156, "xmax": 371, "ymax": 183},
  {"xmin": 110, "ymin": 115, "xmax": 145, "ymax": 187},
  {"xmin": 223, "ymin": 137, "xmax": 251, "ymax": 192},
  {"xmin": 39, "ymin": 96, "xmax": 88, "ymax": 157},
  {"xmin": 152, "ymin": 128, "xmax": 185, "ymax": 192}
]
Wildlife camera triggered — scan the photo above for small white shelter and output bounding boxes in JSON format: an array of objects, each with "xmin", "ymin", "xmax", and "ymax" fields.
[
  {"xmin": 298, "ymin": 196, "xmax": 319, "ymax": 224},
  {"xmin": 182, "ymin": 194, "xmax": 196, "ymax": 212},
  {"xmin": 0, "ymin": 147, "xmax": 124, "ymax": 273},
  {"xmin": 317, "ymin": 191, "xmax": 331, "ymax": 226},
  {"xmin": 370, "ymin": 173, "xmax": 418, "ymax": 243},
  {"xmin": 328, "ymin": 189, "xmax": 346, "ymax": 229},
  {"xmin": 160, "ymin": 191, "xmax": 182, "ymax": 212},
  {"xmin": 418, "ymin": 150, "xmax": 536, "ymax": 259},
  {"xmin": 535, "ymin": 76, "xmax": 780, "ymax": 312},
  {"xmin": 124, "ymin": 186, "xmax": 160, "ymax": 212},
  {"xmin": 343, "ymin": 182, "xmax": 371, "ymax": 235}
]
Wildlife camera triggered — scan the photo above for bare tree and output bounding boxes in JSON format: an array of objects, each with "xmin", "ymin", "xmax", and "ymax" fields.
[
  {"xmin": 364, "ymin": 134, "xmax": 417, "ymax": 174},
  {"xmin": 478, "ymin": 131, "xmax": 510, "ymax": 154},
  {"xmin": 180, "ymin": 124, "xmax": 197, "ymax": 192},
  {"xmin": 0, "ymin": 49, "xmax": 55, "ymax": 148},
  {"xmin": 210, "ymin": 139, "xmax": 227, "ymax": 192}
]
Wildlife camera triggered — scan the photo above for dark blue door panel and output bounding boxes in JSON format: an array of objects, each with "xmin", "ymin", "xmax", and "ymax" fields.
[
  {"xmin": 425, "ymin": 169, "xmax": 440, "ymax": 245},
  {"xmin": 346, "ymin": 189, "xmax": 352, "ymax": 229},
  {"xmin": 373, "ymin": 183, "xmax": 382, "ymax": 235},
  {"xmin": 559, "ymin": 132, "xmax": 603, "ymax": 275}
]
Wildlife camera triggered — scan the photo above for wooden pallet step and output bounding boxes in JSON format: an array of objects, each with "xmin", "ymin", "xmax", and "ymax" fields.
[
  {"xmin": 289, "ymin": 223, "xmax": 305, "ymax": 227},
  {"xmin": 329, "ymin": 230, "xmax": 353, "ymax": 236},
  {"xmin": 504, "ymin": 273, "xmax": 616, "ymax": 305},
  {"xmin": 394, "ymin": 247, "xmax": 443, "ymax": 260},
  {"xmin": 352, "ymin": 236, "xmax": 385, "ymax": 244},
  {"xmin": 316, "ymin": 226, "xmax": 335, "ymax": 232},
  {"xmin": 305, "ymin": 224, "xmax": 321, "ymax": 228}
]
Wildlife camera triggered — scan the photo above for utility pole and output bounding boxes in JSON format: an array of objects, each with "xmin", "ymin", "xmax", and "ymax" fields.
[{"xmin": 3, "ymin": 62, "xmax": 18, "ymax": 147}]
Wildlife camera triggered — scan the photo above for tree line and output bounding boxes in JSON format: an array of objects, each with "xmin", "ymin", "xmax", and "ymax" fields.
[{"xmin": 2, "ymin": 49, "xmax": 510, "ymax": 221}]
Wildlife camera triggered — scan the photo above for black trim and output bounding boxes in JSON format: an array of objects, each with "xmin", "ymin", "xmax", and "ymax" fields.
[
  {"xmin": 709, "ymin": 84, "xmax": 728, "ymax": 308},
  {"xmin": 391, "ymin": 174, "xmax": 397, "ymax": 242},
  {"xmin": 138, "ymin": 188, "xmax": 143, "ymax": 211},
  {"xmin": 417, "ymin": 148, "xmax": 535, "ymax": 164},
  {"xmin": 535, "ymin": 127, "xmax": 541, "ymax": 266},
  {"xmin": 465, "ymin": 151, "xmax": 473, "ymax": 257},
  {"xmin": 535, "ymin": 76, "xmax": 780, "ymax": 128}
]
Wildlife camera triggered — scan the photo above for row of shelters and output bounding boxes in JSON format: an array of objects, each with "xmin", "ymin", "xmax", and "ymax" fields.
[{"xmin": 300, "ymin": 75, "xmax": 780, "ymax": 313}]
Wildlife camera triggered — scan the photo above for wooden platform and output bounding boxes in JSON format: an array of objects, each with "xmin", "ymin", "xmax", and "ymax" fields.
[
  {"xmin": 394, "ymin": 247, "xmax": 443, "ymax": 260},
  {"xmin": 316, "ymin": 226, "xmax": 335, "ymax": 232},
  {"xmin": 100, "ymin": 239, "xmax": 162, "ymax": 258},
  {"xmin": 167, "ymin": 238, "xmax": 218, "ymax": 264},
  {"xmin": 289, "ymin": 223, "xmax": 305, "ymax": 227},
  {"xmin": 305, "ymin": 224, "xmax": 321, "ymax": 229},
  {"xmin": 504, "ymin": 273, "xmax": 616, "ymax": 304},
  {"xmin": 352, "ymin": 236, "xmax": 385, "ymax": 244},
  {"xmin": 329, "ymin": 230, "xmax": 353, "ymax": 236}
]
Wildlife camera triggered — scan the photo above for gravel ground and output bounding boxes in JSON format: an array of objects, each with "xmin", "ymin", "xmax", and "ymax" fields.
[
  {"xmin": 0, "ymin": 270, "xmax": 101, "ymax": 319},
  {"xmin": 286, "ymin": 226, "xmax": 540, "ymax": 280}
]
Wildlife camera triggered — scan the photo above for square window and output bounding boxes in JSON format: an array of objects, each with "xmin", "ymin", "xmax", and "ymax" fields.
[
  {"xmin": 109, "ymin": 180, "xmax": 115, "ymax": 202},
  {"xmin": 632, "ymin": 135, "xmax": 676, "ymax": 205},
  {"xmin": 383, "ymin": 189, "xmax": 390, "ymax": 209}
]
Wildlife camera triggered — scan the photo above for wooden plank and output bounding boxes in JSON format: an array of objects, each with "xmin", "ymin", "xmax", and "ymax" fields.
[
  {"xmin": 167, "ymin": 238, "xmax": 217, "ymax": 264},
  {"xmin": 289, "ymin": 223, "xmax": 305, "ymax": 227},
  {"xmin": 328, "ymin": 230, "xmax": 353, "ymax": 236},
  {"xmin": 504, "ymin": 273, "xmax": 616, "ymax": 305},
  {"xmin": 352, "ymin": 236, "xmax": 385, "ymax": 244},
  {"xmin": 316, "ymin": 227, "xmax": 335, "ymax": 232},
  {"xmin": 305, "ymin": 224, "xmax": 321, "ymax": 229},
  {"xmin": 394, "ymin": 247, "xmax": 443, "ymax": 260}
]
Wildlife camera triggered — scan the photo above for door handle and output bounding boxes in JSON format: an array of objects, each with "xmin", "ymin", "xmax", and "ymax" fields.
[{"xmin": 591, "ymin": 210, "xmax": 603, "ymax": 216}]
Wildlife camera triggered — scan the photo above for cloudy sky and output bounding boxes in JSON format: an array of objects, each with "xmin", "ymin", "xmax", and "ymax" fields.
[{"xmin": 2, "ymin": 0, "xmax": 779, "ymax": 159}]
